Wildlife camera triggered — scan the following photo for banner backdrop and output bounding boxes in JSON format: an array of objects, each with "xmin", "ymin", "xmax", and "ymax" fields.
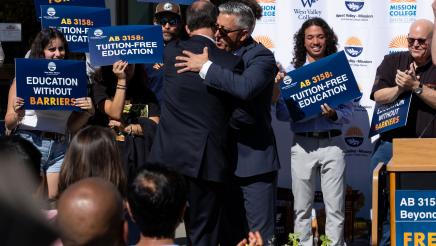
[
  {"xmin": 15, "ymin": 58, "xmax": 87, "ymax": 111},
  {"xmin": 40, "ymin": 5, "xmax": 111, "ymax": 52},
  {"xmin": 254, "ymin": 0, "xmax": 435, "ymax": 219}
]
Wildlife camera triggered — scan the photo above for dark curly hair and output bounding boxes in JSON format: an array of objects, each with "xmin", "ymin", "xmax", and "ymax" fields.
[
  {"xmin": 29, "ymin": 28, "xmax": 69, "ymax": 59},
  {"xmin": 291, "ymin": 17, "xmax": 337, "ymax": 69}
]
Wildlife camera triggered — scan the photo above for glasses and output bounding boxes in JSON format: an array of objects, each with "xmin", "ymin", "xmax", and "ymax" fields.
[
  {"xmin": 407, "ymin": 37, "xmax": 428, "ymax": 46},
  {"xmin": 214, "ymin": 23, "xmax": 244, "ymax": 36},
  {"xmin": 157, "ymin": 17, "xmax": 179, "ymax": 26}
]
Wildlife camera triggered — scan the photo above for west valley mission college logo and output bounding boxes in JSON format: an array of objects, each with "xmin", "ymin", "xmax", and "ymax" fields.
[
  {"xmin": 336, "ymin": 0, "xmax": 373, "ymax": 22},
  {"xmin": 345, "ymin": 0, "xmax": 364, "ymax": 12},
  {"xmin": 344, "ymin": 127, "xmax": 364, "ymax": 147},
  {"xmin": 44, "ymin": 7, "xmax": 59, "ymax": 20},
  {"xmin": 344, "ymin": 37, "xmax": 363, "ymax": 57},
  {"xmin": 293, "ymin": 0, "xmax": 321, "ymax": 20},
  {"xmin": 44, "ymin": 61, "xmax": 60, "ymax": 76},
  {"xmin": 343, "ymin": 37, "xmax": 372, "ymax": 67},
  {"xmin": 48, "ymin": 62, "xmax": 56, "ymax": 72}
]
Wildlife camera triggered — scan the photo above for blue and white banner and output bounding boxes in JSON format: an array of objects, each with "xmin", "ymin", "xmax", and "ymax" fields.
[
  {"xmin": 369, "ymin": 93, "xmax": 412, "ymax": 137},
  {"xmin": 136, "ymin": 0, "xmax": 194, "ymax": 4},
  {"xmin": 16, "ymin": 58, "xmax": 87, "ymax": 111},
  {"xmin": 255, "ymin": 0, "xmax": 436, "ymax": 222},
  {"xmin": 34, "ymin": 0, "xmax": 105, "ymax": 20},
  {"xmin": 396, "ymin": 190, "xmax": 436, "ymax": 246},
  {"xmin": 88, "ymin": 25, "xmax": 164, "ymax": 67},
  {"xmin": 41, "ymin": 5, "xmax": 111, "ymax": 52},
  {"xmin": 280, "ymin": 51, "xmax": 361, "ymax": 121}
]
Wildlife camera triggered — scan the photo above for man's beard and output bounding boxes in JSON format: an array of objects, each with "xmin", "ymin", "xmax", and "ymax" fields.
[{"xmin": 163, "ymin": 32, "xmax": 176, "ymax": 42}]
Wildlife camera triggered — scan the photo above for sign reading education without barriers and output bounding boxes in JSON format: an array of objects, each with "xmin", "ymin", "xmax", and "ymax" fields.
[
  {"xmin": 34, "ymin": 0, "xmax": 105, "ymax": 20},
  {"xmin": 40, "ymin": 5, "xmax": 111, "ymax": 52},
  {"xmin": 16, "ymin": 58, "xmax": 87, "ymax": 111},
  {"xmin": 395, "ymin": 190, "xmax": 436, "ymax": 246},
  {"xmin": 368, "ymin": 93, "xmax": 412, "ymax": 137},
  {"xmin": 88, "ymin": 25, "xmax": 164, "ymax": 67},
  {"xmin": 279, "ymin": 51, "xmax": 361, "ymax": 122}
]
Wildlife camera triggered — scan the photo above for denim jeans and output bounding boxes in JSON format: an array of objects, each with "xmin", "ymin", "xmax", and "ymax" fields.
[
  {"xmin": 18, "ymin": 130, "xmax": 67, "ymax": 173},
  {"xmin": 371, "ymin": 140, "xmax": 392, "ymax": 246}
]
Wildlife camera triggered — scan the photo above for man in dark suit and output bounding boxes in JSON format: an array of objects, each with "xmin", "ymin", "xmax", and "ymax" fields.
[
  {"xmin": 175, "ymin": 1, "xmax": 279, "ymax": 244},
  {"xmin": 148, "ymin": 1, "xmax": 242, "ymax": 245}
]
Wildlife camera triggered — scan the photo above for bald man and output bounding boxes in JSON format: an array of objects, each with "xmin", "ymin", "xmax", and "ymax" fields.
[
  {"xmin": 370, "ymin": 19, "xmax": 436, "ymax": 245},
  {"xmin": 56, "ymin": 178, "xmax": 127, "ymax": 246}
]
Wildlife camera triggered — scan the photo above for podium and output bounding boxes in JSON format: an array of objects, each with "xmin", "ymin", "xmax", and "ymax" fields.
[{"xmin": 387, "ymin": 139, "xmax": 436, "ymax": 246}]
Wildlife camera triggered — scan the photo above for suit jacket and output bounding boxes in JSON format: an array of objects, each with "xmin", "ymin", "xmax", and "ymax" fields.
[
  {"xmin": 204, "ymin": 37, "xmax": 280, "ymax": 177},
  {"xmin": 148, "ymin": 35, "xmax": 242, "ymax": 182}
]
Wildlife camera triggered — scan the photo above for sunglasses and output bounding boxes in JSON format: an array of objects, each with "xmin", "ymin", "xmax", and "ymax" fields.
[
  {"xmin": 407, "ymin": 37, "xmax": 428, "ymax": 46},
  {"xmin": 214, "ymin": 23, "xmax": 244, "ymax": 36},
  {"xmin": 157, "ymin": 17, "xmax": 179, "ymax": 26}
]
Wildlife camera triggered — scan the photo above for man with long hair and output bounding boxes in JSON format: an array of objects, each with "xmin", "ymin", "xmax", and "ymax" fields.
[{"xmin": 275, "ymin": 17, "xmax": 352, "ymax": 246}]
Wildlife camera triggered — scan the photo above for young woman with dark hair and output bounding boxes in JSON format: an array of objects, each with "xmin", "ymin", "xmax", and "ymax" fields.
[{"xmin": 5, "ymin": 28, "xmax": 94, "ymax": 199}]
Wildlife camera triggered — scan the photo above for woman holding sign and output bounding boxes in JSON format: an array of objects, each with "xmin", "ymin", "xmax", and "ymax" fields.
[
  {"xmin": 5, "ymin": 28, "xmax": 95, "ymax": 199},
  {"xmin": 92, "ymin": 61, "xmax": 160, "ymax": 182}
]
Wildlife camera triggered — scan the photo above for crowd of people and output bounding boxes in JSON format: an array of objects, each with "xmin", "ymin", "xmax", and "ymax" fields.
[{"xmin": 2, "ymin": 0, "xmax": 436, "ymax": 245}]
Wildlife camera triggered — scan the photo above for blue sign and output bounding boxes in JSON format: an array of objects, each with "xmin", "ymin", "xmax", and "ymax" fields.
[
  {"xmin": 88, "ymin": 25, "xmax": 164, "ymax": 67},
  {"xmin": 395, "ymin": 190, "xmax": 436, "ymax": 246},
  {"xmin": 279, "ymin": 51, "xmax": 361, "ymax": 121},
  {"xmin": 34, "ymin": 0, "xmax": 105, "ymax": 20},
  {"xmin": 136, "ymin": 0, "xmax": 194, "ymax": 4},
  {"xmin": 41, "ymin": 5, "xmax": 111, "ymax": 52},
  {"xmin": 16, "ymin": 58, "xmax": 87, "ymax": 111},
  {"xmin": 369, "ymin": 93, "xmax": 412, "ymax": 137}
]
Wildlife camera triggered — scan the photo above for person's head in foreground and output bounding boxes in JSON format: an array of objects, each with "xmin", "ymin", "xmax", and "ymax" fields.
[
  {"xmin": 127, "ymin": 165, "xmax": 187, "ymax": 245},
  {"xmin": 56, "ymin": 177, "xmax": 127, "ymax": 246}
]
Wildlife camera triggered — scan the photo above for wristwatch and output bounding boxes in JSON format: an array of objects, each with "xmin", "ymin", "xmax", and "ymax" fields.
[{"xmin": 413, "ymin": 82, "xmax": 423, "ymax": 95}]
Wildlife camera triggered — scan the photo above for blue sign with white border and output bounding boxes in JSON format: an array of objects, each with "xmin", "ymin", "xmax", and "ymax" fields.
[
  {"xmin": 34, "ymin": 0, "xmax": 105, "ymax": 21},
  {"xmin": 88, "ymin": 25, "xmax": 164, "ymax": 67},
  {"xmin": 41, "ymin": 5, "xmax": 111, "ymax": 52},
  {"xmin": 280, "ymin": 51, "xmax": 361, "ymax": 122},
  {"xmin": 369, "ymin": 93, "xmax": 412, "ymax": 137},
  {"xmin": 16, "ymin": 58, "xmax": 87, "ymax": 111},
  {"xmin": 395, "ymin": 190, "xmax": 436, "ymax": 246}
]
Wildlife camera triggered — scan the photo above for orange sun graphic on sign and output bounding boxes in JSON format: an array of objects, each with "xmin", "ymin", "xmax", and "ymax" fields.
[
  {"xmin": 345, "ymin": 37, "xmax": 363, "ymax": 46},
  {"xmin": 254, "ymin": 35, "xmax": 274, "ymax": 49},
  {"xmin": 389, "ymin": 35, "xmax": 408, "ymax": 48}
]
